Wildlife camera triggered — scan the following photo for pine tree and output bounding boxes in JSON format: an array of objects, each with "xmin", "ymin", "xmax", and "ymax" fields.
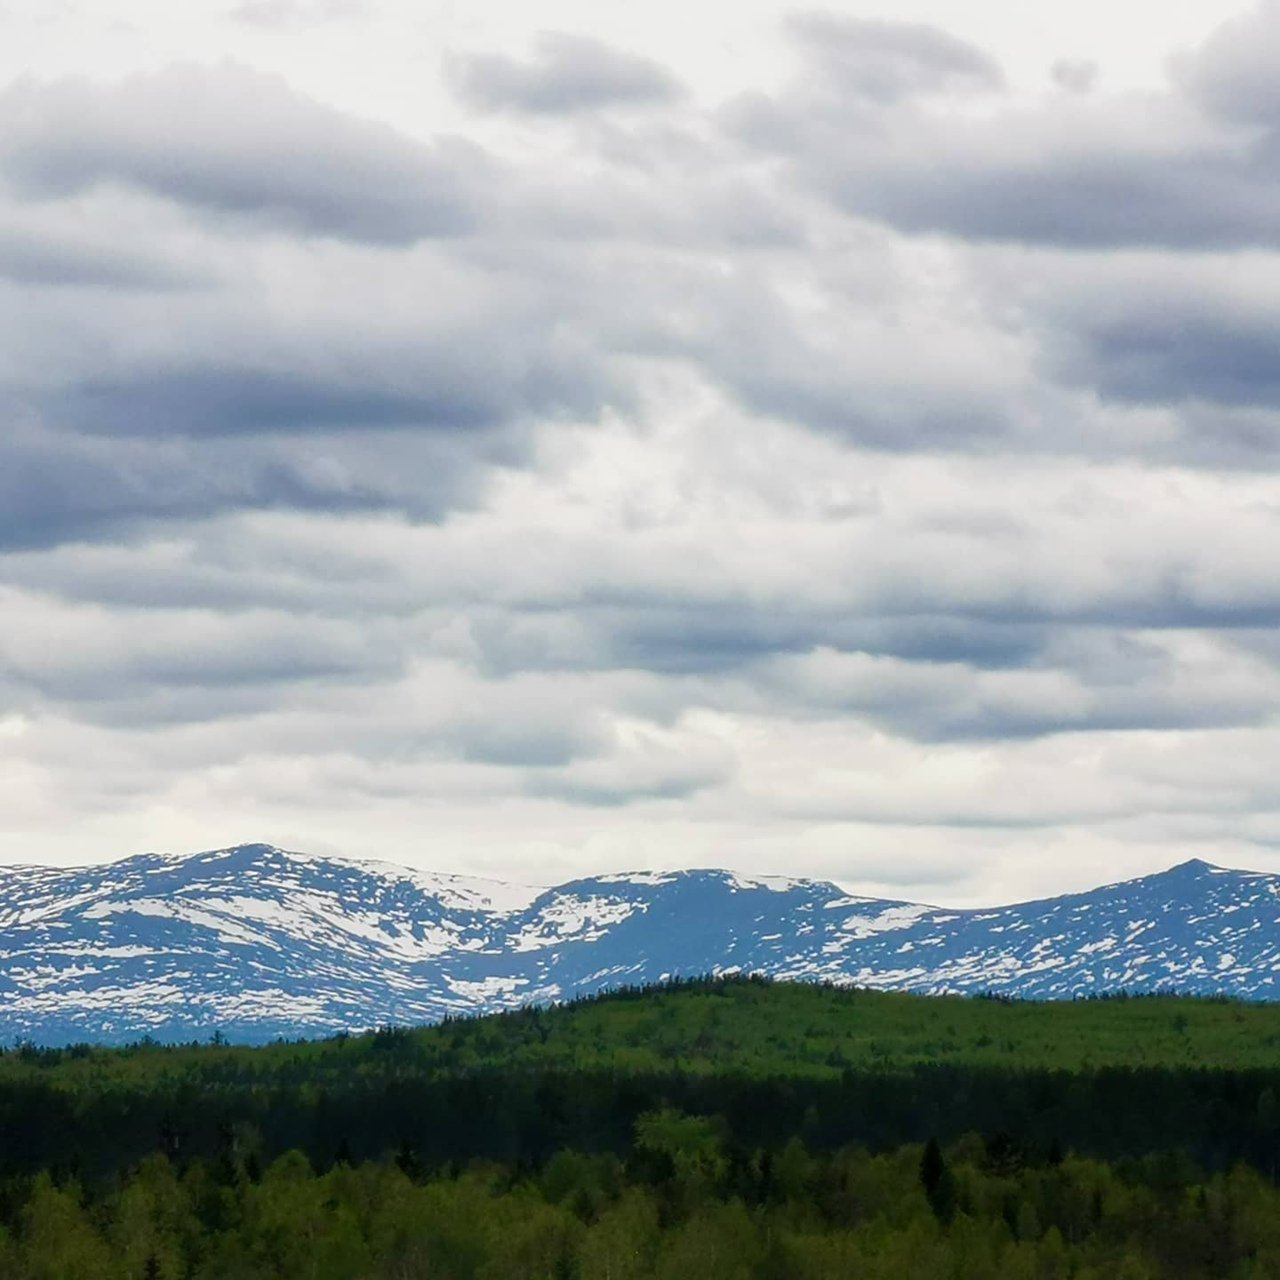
[{"xmin": 920, "ymin": 1138, "xmax": 956, "ymax": 1223}]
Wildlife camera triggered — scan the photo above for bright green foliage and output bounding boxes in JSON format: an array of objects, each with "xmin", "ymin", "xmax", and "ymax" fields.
[
  {"xmin": 1, "ymin": 1132, "xmax": 1278, "ymax": 1278},
  {"xmin": 19, "ymin": 1174, "xmax": 113, "ymax": 1280}
]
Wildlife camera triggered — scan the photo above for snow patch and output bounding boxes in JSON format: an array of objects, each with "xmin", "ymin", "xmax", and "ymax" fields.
[{"xmin": 838, "ymin": 904, "xmax": 930, "ymax": 939}]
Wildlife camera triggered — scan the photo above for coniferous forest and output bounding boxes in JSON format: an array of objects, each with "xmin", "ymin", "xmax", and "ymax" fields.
[{"xmin": 5, "ymin": 977, "xmax": 1280, "ymax": 1277}]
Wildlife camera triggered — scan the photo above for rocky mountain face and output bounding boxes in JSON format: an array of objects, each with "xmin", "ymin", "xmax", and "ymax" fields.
[{"xmin": 2, "ymin": 844, "xmax": 1278, "ymax": 1044}]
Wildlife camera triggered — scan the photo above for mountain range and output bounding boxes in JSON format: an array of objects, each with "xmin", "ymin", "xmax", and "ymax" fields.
[{"xmin": 2, "ymin": 843, "xmax": 1278, "ymax": 1045}]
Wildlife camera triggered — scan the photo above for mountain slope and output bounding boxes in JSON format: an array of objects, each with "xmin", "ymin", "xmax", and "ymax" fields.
[{"xmin": 2, "ymin": 844, "xmax": 1279, "ymax": 1044}]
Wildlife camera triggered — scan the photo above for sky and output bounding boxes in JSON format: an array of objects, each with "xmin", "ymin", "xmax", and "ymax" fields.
[{"xmin": 1, "ymin": 0, "xmax": 1279, "ymax": 907}]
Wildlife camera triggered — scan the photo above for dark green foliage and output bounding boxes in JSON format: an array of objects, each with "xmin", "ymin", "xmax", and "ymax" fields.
[
  {"xmin": 2, "ymin": 978, "xmax": 1280, "ymax": 1275},
  {"xmin": 0, "ymin": 1128, "xmax": 1279, "ymax": 1277},
  {"xmin": 920, "ymin": 1137, "xmax": 956, "ymax": 1222}
]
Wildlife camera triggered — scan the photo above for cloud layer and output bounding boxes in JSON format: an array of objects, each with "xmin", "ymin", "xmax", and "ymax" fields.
[{"xmin": 3, "ymin": 5, "xmax": 1280, "ymax": 904}]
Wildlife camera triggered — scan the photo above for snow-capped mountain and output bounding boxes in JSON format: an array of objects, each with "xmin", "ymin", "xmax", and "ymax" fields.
[{"xmin": 2, "ymin": 844, "xmax": 1279, "ymax": 1044}]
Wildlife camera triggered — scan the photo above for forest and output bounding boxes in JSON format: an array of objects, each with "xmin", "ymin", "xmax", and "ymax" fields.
[{"xmin": 3, "ymin": 976, "xmax": 1280, "ymax": 1277}]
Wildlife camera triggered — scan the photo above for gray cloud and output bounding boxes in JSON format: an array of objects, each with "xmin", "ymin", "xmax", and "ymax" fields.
[
  {"xmin": 594, "ymin": 241, "xmax": 1031, "ymax": 456},
  {"xmin": 0, "ymin": 594, "xmax": 408, "ymax": 720},
  {"xmin": 787, "ymin": 13, "xmax": 1003, "ymax": 101},
  {"xmin": 733, "ymin": 96, "xmax": 1280, "ymax": 251},
  {"xmin": 0, "ymin": 227, "xmax": 202, "ymax": 290},
  {"xmin": 454, "ymin": 593, "xmax": 1280, "ymax": 748},
  {"xmin": 55, "ymin": 365, "xmax": 502, "ymax": 437},
  {"xmin": 1012, "ymin": 254, "xmax": 1280, "ymax": 444},
  {"xmin": 0, "ymin": 64, "xmax": 483, "ymax": 243},
  {"xmin": 727, "ymin": 7, "xmax": 1280, "ymax": 252},
  {"xmin": 1061, "ymin": 306, "xmax": 1280, "ymax": 411},
  {"xmin": 1177, "ymin": 0, "xmax": 1280, "ymax": 126},
  {"xmin": 0, "ymin": 424, "xmax": 396, "ymax": 552},
  {"xmin": 1050, "ymin": 59, "xmax": 1099, "ymax": 94},
  {"xmin": 451, "ymin": 33, "xmax": 685, "ymax": 115},
  {"xmin": 834, "ymin": 153, "xmax": 1280, "ymax": 252},
  {"xmin": 0, "ymin": 149, "xmax": 624, "ymax": 550},
  {"xmin": 480, "ymin": 604, "xmax": 1051, "ymax": 680}
]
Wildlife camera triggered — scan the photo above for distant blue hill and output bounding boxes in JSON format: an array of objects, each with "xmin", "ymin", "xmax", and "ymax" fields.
[{"xmin": 1, "ymin": 844, "xmax": 1277, "ymax": 1044}]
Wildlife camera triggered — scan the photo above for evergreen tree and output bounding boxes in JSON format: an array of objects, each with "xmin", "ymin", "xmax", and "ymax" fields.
[{"xmin": 920, "ymin": 1138, "xmax": 956, "ymax": 1223}]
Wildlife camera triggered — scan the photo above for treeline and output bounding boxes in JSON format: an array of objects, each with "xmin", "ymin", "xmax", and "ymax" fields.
[
  {"xmin": 2, "ymin": 1119, "xmax": 1280, "ymax": 1278},
  {"xmin": 4, "ymin": 1059, "xmax": 1280, "ymax": 1185}
]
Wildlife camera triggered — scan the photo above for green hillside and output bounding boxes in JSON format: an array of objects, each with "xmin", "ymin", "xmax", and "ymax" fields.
[
  {"xmin": 4, "ymin": 979, "xmax": 1280, "ymax": 1278},
  {"xmin": 10, "ymin": 976, "xmax": 1280, "ymax": 1091},
  {"xmin": 2, "ymin": 976, "xmax": 1279, "ymax": 1178}
]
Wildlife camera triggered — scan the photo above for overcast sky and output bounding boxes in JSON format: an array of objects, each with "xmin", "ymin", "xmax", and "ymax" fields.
[{"xmin": 2, "ymin": 0, "xmax": 1279, "ymax": 906}]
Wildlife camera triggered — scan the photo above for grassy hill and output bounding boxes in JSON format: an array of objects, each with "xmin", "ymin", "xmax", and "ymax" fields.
[{"xmin": 9, "ymin": 976, "xmax": 1280, "ymax": 1089}]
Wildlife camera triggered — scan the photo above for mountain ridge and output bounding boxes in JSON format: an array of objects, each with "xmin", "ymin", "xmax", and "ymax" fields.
[{"xmin": 2, "ymin": 843, "xmax": 1278, "ymax": 1045}]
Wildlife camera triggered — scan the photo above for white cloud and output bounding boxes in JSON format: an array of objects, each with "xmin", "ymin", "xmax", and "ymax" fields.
[{"xmin": 3, "ymin": 1, "xmax": 1280, "ymax": 907}]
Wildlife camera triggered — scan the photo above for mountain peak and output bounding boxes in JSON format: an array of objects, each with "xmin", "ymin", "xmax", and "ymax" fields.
[
  {"xmin": 1165, "ymin": 857, "xmax": 1220, "ymax": 877},
  {"xmin": 222, "ymin": 842, "xmax": 285, "ymax": 858}
]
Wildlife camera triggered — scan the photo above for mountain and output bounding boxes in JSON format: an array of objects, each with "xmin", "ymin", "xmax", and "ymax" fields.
[{"xmin": 2, "ymin": 844, "xmax": 1279, "ymax": 1044}]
